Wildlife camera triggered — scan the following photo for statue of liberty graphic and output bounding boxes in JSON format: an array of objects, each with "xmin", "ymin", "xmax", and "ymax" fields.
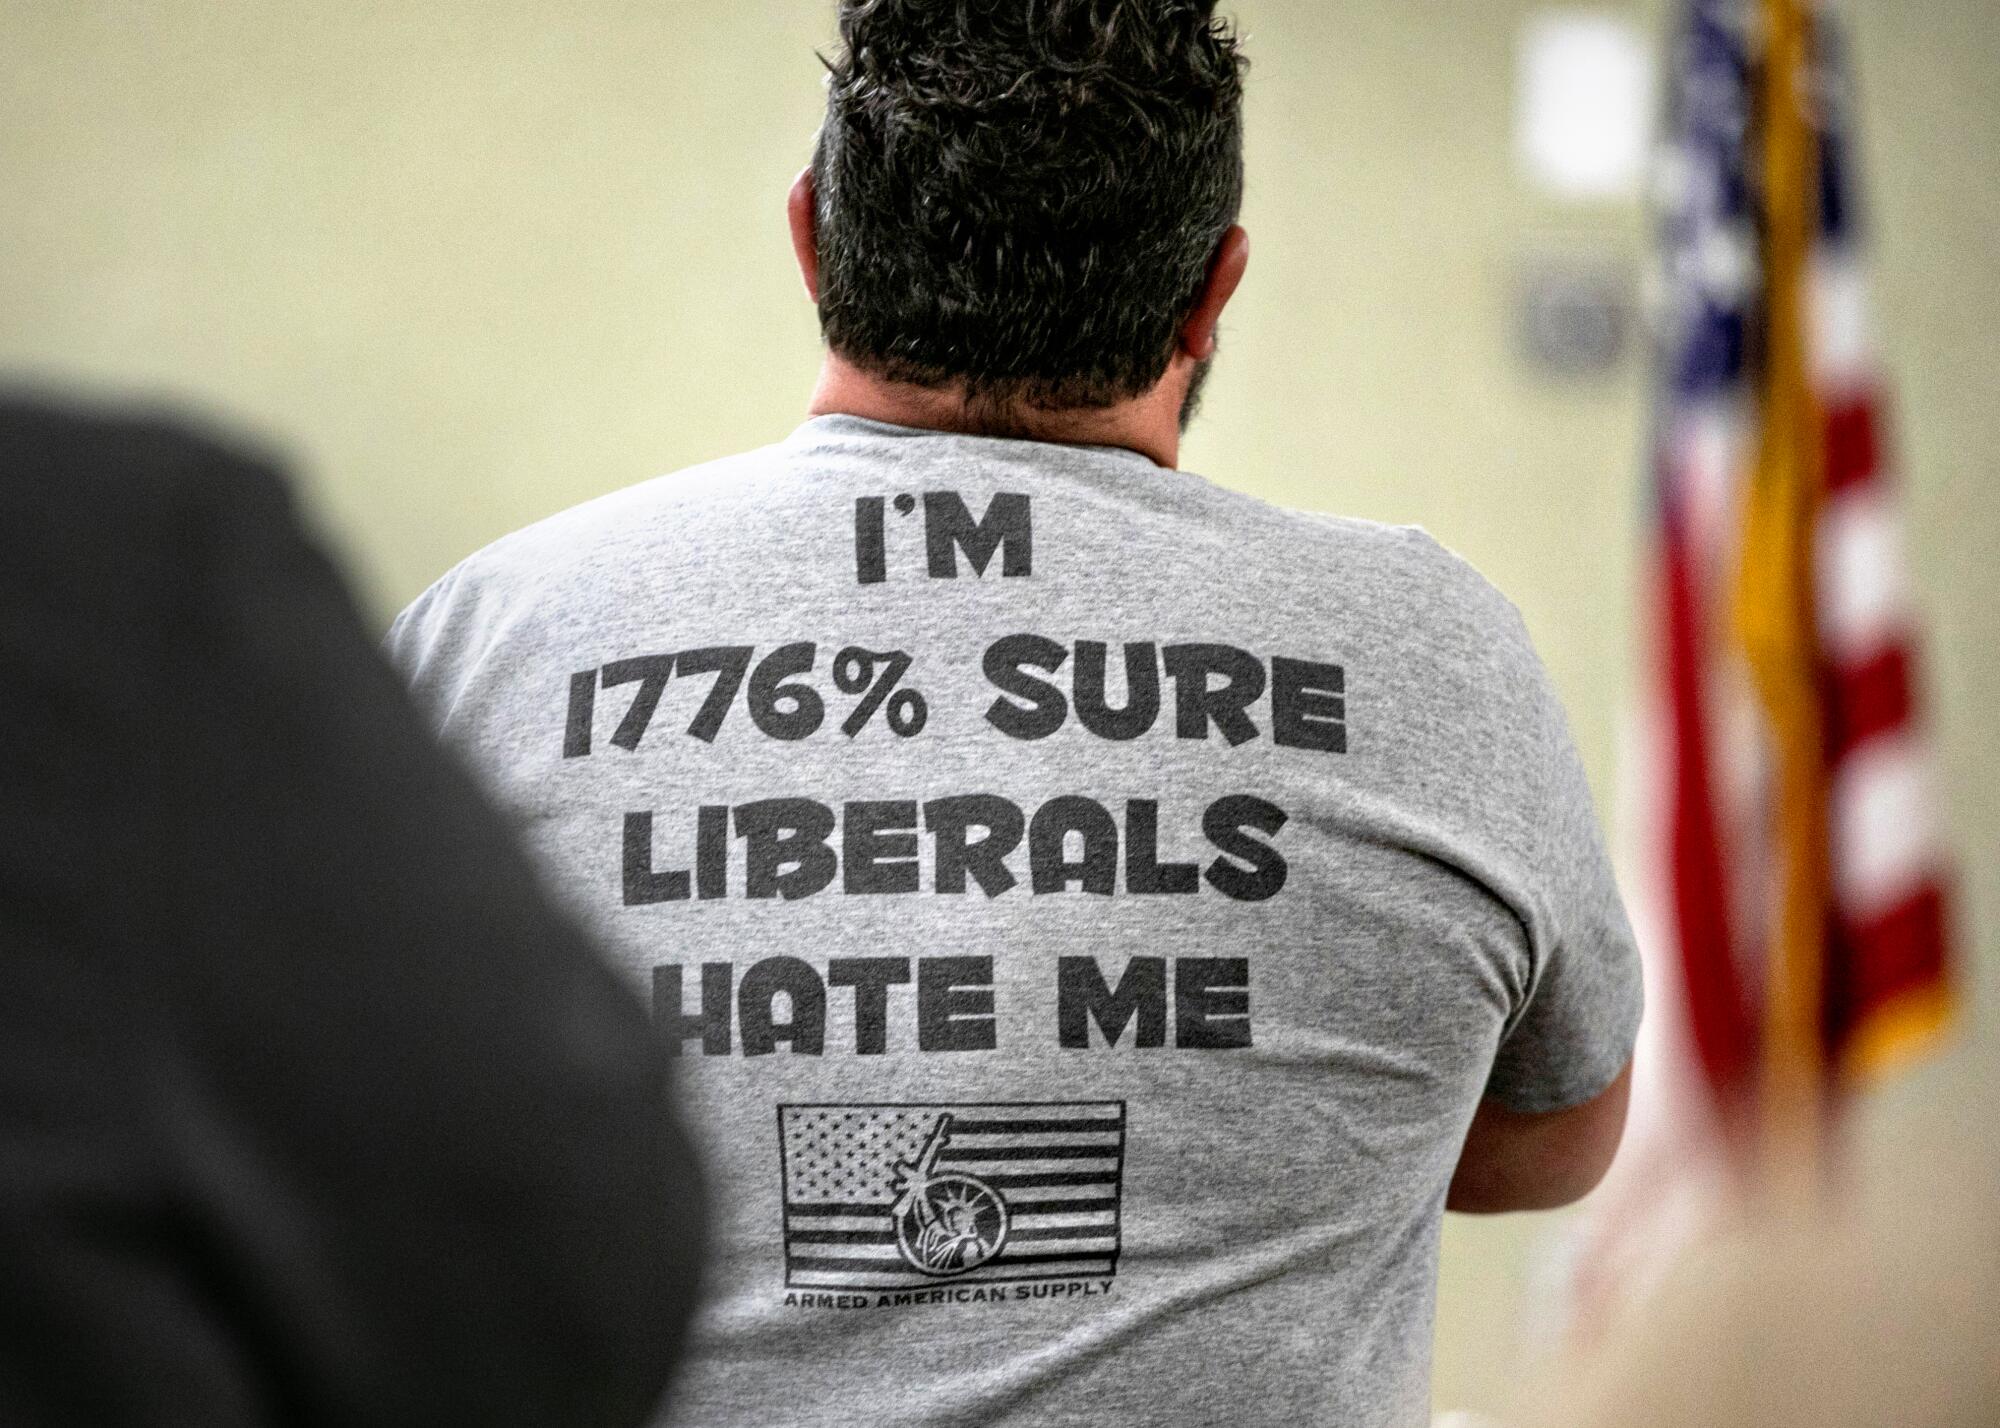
[{"xmin": 889, "ymin": 1113, "xmax": 1010, "ymax": 1276}]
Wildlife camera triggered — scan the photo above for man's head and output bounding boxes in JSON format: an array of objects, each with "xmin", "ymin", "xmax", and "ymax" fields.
[{"xmin": 793, "ymin": 0, "xmax": 1249, "ymax": 440}]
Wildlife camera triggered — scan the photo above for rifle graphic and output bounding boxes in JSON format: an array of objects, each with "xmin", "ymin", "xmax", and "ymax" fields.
[{"xmin": 891, "ymin": 1112, "xmax": 955, "ymax": 1230}]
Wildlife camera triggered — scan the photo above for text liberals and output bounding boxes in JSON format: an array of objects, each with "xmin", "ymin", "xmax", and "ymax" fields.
[{"xmin": 622, "ymin": 794, "xmax": 1289, "ymax": 905}]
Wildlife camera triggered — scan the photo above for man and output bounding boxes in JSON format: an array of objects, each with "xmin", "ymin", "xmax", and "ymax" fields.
[
  {"xmin": 388, "ymin": 3, "xmax": 1640, "ymax": 1424},
  {"xmin": 0, "ymin": 395, "xmax": 704, "ymax": 1425}
]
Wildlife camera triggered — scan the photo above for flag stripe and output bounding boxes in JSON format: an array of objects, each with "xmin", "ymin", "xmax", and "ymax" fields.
[
  {"xmin": 788, "ymin": 1213, "xmax": 1117, "ymax": 1245},
  {"xmin": 783, "ymin": 1102, "xmax": 1119, "ymax": 1117},
  {"xmin": 1003, "ymin": 1196, "xmax": 1120, "ymax": 1217},
  {"xmin": 1830, "ymin": 885, "xmax": 1952, "ymax": 1076},
  {"xmin": 1830, "ymin": 730, "xmax": 1939, "ymax": 919},
  {"xmin": 784, "ymin": 1182, "xmax": 1120, "ymax": 1209},
  {"xmin": 948, "ymin": 1131, "xmax": 1124, "ymax": 1148},
  {"xmin": 948, "ymin": 1119, "xmax": 1125, "ymax": 1136},
  {"xmin": 1009, "ymin": 1225, "xmax": 1117, "ymax": 1244},
  {"xmin": 976, "ymin": 1171, "xmax": 1118, "ymax": 1190},
  {"xmin": 1662, "ymin": 519, "xmax": 1759, "ymax": 1105},
  {"xmin": 927, "ymin": 1159, "xmax": 1120, "ymax": 1179},
  {"xmin": 789, "ymin": 1251, "xmax": 1116, "ymax": 1275},
  {"xmin": 788, "ymin": 1265, "xmax": 1116, "ymax": 1290},
  {"xmin": 1817, "ymin": 486, "xmax": 1910, "ymax": 662},
  {"xmin": 1809, "ymin": 260, "xmax": 1873, "ymax": 388},
  {"xmin": 1824, "ymin": 643, "xmax": 1912, "ymax": 763},
  {"xmin": 786, "ymin": 1237, "xmax": 1122, "ymax": 1265},
  {"xmin": 783, "ymin": 1202, "xmax": 882, "ymax": 1219},
  {"xmin": 1832, "ymin": 883, "xmax": 1949, "ymax": 1029},
  {"xmin": 1821, "ymin": 396, "xmax": 1880, "ymax": 494},
  {"xmin": 937, "ymin": 1145, "xmax": 1116, "ymax": 1162}
]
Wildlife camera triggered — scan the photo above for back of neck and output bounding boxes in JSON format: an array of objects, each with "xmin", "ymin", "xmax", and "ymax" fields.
[{"xmin": 806, "ymin": 353, "xmax": 1180, "ymax": 469}]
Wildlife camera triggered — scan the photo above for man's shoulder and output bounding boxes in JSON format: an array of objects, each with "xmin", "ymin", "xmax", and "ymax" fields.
[
  {"xmin": 463, "ymin": 441, "xmax": 799, "ymax": 585},
  {"xmin": 381, "ymin": 441, "xmax": 799, "ymax": 697},
  {"xmin": 1183, "ymin": 479, "xmax": 1536, "ymax": 656},
  {"xmin": 1348, "ymin": 518, "xmax": 1537, "ymax": 648}
]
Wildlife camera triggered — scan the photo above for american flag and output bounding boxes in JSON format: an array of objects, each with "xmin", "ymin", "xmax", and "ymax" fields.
[
  {"xmin": 778, "ymin": 1102, "xmax": 1125, "ymax": 1290},
  {"xmin": 1568, "ymin": 0, "xmax": 1954, "ymax": 1318}
]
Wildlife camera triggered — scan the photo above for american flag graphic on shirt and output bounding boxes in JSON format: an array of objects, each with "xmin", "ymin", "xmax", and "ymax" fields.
[{"xmin": 777, "ymin": 1102, "xmax": 1125, "ymax": 1290}]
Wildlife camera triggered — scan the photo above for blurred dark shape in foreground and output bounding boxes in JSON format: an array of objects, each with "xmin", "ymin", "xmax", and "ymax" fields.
[{"xmin": 0, "ymin": 394, "xmax": 705, "ymax": 1426}]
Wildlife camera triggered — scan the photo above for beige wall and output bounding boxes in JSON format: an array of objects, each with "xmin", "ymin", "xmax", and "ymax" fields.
[{"xmin": 3, "ymin": 1, "xmax": 1993, "ymax": 1416}]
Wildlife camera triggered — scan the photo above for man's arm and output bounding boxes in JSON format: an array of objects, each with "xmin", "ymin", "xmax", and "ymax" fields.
[
  {"xmin": 1447, "ymin": 1061, "xmax": 1632, "ymax": 1214},
  {"xmin": 1441, "ymin": 561, "xmax": 1642, "ymax": 1215}
]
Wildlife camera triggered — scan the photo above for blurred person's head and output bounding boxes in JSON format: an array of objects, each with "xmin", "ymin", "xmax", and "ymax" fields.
[{"xmin": 788, "ymin": 0, "xmax": 1250, "ymax": 457}]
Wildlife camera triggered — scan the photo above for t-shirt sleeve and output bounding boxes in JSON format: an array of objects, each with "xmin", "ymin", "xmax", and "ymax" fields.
[{"xmin": 1483, "ymin": 663, "xmax": 1644, "ymax": 1114}]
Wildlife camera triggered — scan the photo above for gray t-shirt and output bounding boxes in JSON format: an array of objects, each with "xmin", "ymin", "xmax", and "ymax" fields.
[{"xmin": 387, "ymin": 413, "xmax": 1640, "ymax": 1428}]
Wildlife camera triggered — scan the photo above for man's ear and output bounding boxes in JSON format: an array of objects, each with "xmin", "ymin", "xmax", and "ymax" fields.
[
  {"xmin": 1179, "ymin": 225, "xmax": 1250, "ymax": 360},
  {"xmin": 788, "ymin": 167, "xmax": 821, "ymax": 304}
]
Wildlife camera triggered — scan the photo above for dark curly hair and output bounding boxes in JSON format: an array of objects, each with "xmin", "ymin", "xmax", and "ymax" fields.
[{"xmin": 811, "ymin": 0, "xmax": 1248, "ymax": 415}]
